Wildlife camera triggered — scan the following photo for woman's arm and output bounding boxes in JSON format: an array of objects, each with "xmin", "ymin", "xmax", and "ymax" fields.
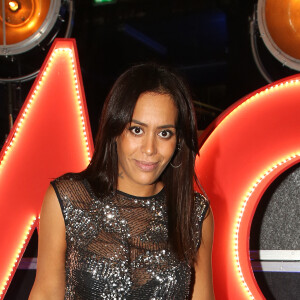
[
  {"xmin": 29, "ymin": 185, "xmax": 66, "ymax": 300},
  {"xmin": 191, "ymin": 209, "xmax": 215, "ymax": 300}
]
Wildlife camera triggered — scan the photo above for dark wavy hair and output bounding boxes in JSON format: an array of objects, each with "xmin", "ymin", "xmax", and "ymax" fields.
[{"xmin": 83, "ymin": 63, "xmax": 200, "ymax": 263}]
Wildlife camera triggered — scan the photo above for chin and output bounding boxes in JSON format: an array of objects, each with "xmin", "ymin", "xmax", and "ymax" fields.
[{"xmin": 134, "ymin": 175, "xmax": 160, "ymax": 186}]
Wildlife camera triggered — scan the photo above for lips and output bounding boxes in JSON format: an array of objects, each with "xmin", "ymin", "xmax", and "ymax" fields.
[{"xmin": 134, "ymin": 160, "xmax": 159, "ymax": 171}]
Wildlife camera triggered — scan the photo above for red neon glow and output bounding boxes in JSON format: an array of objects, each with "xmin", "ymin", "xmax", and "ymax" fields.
[
  {"xmin": 0, "ymin": 39, "xmax": 93, "ymax": 299},
  {"xmin": 1, "ymin": 38, "xmax": 299, "ymax": 300},
  {"xmin": 195, "ymin": 76, "xmax": 300, "ymax": 299}
]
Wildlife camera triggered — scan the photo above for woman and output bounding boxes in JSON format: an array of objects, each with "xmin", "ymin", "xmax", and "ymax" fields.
[{"xmin": 29, "ymin": 63, "xmax": 214, "ymax": 299}]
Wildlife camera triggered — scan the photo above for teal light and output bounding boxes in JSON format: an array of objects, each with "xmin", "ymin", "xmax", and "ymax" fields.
[{"xmin": 93, "ymin": 0, "xmax": 116, "ymax": 4}]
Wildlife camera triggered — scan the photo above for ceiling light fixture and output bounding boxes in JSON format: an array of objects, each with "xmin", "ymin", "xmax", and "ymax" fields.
[
  {"xmin": 250, "ymin": 0, "xmax": 300, "ymax": 82},
  {"xmin": 0, "ymin": 0, "xmax": 74, "ymax": 82}
]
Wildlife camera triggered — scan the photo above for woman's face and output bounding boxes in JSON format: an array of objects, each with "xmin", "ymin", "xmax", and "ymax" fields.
[{"xmin": 116, "ymin": 92, "xmax": 178, "ymax": 196}]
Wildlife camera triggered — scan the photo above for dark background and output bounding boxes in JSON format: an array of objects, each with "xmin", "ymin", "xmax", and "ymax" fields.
[
  {"xmin": 1, "ymin": 0, "xmax": 299, "ymax": 299},
  {"xmin": 2, "ymin": 0, "xmax": 293, "ymax": 145}
]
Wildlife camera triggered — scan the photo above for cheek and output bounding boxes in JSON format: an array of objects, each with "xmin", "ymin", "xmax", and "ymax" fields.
[
  {"xmin": 161, "ymin": 141, "xmax": 177, "ymax": 160},
  {"xmin": 117, "ymin": 135, "xmax": 138, "ymax": 158}
]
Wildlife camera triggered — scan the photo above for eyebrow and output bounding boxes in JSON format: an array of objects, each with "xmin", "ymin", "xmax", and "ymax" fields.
[{"xmin": 131, "ymin": 119, "xmax": 176, "ymax": 129}]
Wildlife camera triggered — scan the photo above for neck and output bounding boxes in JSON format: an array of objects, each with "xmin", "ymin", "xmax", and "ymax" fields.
[{"xmin": 117, "ymin": 181, "xmax": 164, "ymax": 197}]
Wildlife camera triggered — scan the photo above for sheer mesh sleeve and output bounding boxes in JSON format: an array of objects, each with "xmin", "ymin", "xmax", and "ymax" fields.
[{"xmin": 193, "ymin": 193, "xmax": 210, "ymax": 250}]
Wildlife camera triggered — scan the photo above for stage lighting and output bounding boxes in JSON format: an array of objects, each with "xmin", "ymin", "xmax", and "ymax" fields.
[
  {"xmin": 257, "ymin": 0, "xmax": 300, "ymax": 71},
  {"xmin": 0, "ymin": 0, "xmax": 74, "ymax": 82},
  {"xmin": 0, "ymin": 0, "xmax": 63, "ymax": 55}
]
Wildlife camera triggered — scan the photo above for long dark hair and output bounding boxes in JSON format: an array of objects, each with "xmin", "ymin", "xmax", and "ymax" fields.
[{"xmin": 83, "ymin": 63, "xmax": 200, "ymax": 263}]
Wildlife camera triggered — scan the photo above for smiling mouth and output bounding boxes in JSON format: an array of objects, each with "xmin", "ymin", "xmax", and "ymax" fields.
[{"xmin": 134, "ymin": 160, "xmax": 159, "ymax": 171}]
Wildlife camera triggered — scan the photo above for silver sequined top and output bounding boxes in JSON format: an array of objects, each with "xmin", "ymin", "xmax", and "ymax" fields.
[{"xmin": 51, "ymin": 174, "xmax": 208, "ymax": 300}]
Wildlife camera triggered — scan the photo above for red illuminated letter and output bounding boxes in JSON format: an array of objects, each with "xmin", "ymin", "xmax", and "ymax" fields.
[
  {"xmin": 0, "ymin": 39, "xmax": 93, "ymax": 298},
  {"xmin": 196, "ymin": 76, "xmax": 300, "ymax": 299}
]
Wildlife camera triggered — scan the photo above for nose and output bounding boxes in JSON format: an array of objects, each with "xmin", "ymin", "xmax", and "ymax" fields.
[{"xmin": 142, "ymin": 134, "xmax": 157, "ymax": 156}]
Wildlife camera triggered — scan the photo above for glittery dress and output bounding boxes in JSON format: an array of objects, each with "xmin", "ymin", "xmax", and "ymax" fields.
[{"xmin": 51, "ymin": 175, "xmax": 209, "ymax": 300}]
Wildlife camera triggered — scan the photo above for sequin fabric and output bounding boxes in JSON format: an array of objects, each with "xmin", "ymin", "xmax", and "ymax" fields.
[{"xmin": 51, "ymin": 174, "xmax": 209, "ymax": 300}]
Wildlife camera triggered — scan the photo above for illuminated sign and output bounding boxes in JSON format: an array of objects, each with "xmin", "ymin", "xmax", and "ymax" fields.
[
  {"xmin": 195, "ymin": 77, "xmax": 300, "ymax": 299},
  {"xmin": 0, "ymin": 39, "xmax": 93, "ymax": 299},
  {"xmin": 1, "ymin": 37, "xmax": 300, "ymax": 300}
]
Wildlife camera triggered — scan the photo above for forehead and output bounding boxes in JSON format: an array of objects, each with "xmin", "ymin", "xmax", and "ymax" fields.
[{"xmin": 132, "ymin": 92, "xmax": 178, "ymax": 125}]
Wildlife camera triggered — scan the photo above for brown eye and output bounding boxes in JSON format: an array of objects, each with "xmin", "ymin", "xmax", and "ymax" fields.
[
  {"xmin": 158, "ymin": 130, "xmax": 173, "ymax": 139},
  {"xmin": 129, "ymin": 126, "xmax": 143, "ymax": 136}
]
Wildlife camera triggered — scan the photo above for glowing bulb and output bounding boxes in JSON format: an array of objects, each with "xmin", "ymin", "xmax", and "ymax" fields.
[{"xmin": 8, "ymin": 1, "xmax": 19, "ymax": 12}]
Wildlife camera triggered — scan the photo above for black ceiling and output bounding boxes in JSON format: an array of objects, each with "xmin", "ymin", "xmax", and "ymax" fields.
[{"xmin": 0, "ymin": 0, "xmax": 296, "ymax": 146}]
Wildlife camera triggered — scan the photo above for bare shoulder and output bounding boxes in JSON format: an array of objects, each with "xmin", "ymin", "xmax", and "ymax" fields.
[
  {"xmin": 40, "ymin": 185, "xmax": 62, "ymax": 219},
  {"xmin": 191, "ymin": 206, "xmax": 215, "ymax": 300},
  {"xmin": 202, "ymin": 208, "xmax": 214, "ymax": 247},
  {"xmin": 29, "ymin": 185, "xmax": 66, "ymax": 300}
]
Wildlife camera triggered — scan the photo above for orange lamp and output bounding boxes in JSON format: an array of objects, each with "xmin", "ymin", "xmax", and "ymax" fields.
[
  {"xmin": 0, "ymin": 0, "xmax": 61, "ymax": 55},
  {"xmin": 257, "ymin": 0, "xmax": 300, "ymax": 70}
]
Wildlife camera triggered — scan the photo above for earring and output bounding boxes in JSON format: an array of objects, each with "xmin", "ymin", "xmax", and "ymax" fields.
[
  {"xmin": 170, "ymin": 161, "xmax": 182, "ymax": 168},
  {"xmin": 170, "ymin": 143, "xmax": 182, "ymax": 168}
]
